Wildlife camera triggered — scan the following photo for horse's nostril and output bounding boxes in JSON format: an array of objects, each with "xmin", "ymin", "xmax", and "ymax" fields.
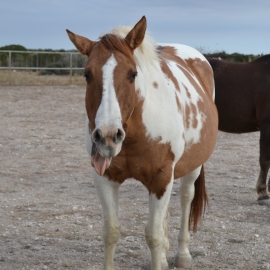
[
  {"xmin": 94, "ymin": 128, "xmax": 103, "ymax": 143},
  {"xmin": 113, "ymin": 129, "xmax": 125, "ymax": 144}
]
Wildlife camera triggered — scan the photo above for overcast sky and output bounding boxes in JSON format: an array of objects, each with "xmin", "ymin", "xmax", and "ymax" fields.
[{"xmin": 1, "ymin": 0, "xmax": 269, "ymax": 54}]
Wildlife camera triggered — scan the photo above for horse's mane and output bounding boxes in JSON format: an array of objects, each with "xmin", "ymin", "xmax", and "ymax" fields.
[{"xmin": 100, "ymin": 25, "xmax": 160, "ymax": 71}]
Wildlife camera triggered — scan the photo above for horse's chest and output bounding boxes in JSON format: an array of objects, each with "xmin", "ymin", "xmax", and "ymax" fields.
[{"xmin": 106, "ymin": 140, "xmax": 175, "ymax": 185}]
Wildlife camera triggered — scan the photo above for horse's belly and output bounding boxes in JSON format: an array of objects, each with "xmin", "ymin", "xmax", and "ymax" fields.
[{"xmin": 218, "ymin": 110, "xmax": 258, "ymax": 133}]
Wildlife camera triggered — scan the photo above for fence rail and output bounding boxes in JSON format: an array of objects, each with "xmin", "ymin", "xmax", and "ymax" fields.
[{"xmin": 0, "ymin": 50, "xmax": 86, "ymax": 85}]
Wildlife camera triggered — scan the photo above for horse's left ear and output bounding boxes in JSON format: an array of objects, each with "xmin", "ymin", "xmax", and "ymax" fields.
[
  {"xmin": 125, "ymin": 16, "xmax": 146, "ymax": 50},
  {"xmin": 66, "ymin": 29, "xmax": 96, "ymax": 56}
]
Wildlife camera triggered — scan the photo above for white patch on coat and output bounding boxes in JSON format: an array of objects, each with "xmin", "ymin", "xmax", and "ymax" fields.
[
  {"xmin": 135, "ymin": 63, "xmax": 186, "ymax": 162},
  {"xmin": 165, "ymin": 59, "xmax": 207, "ymax": 145},
  {"xmin": 94, "ymin": 54, "xmax": 122, "ymax": 131}
]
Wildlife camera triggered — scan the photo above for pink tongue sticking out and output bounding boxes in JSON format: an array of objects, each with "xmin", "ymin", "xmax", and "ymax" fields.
[{"xmin": 91, "ymin": 151, "xmax": 111, "ymax": 176}]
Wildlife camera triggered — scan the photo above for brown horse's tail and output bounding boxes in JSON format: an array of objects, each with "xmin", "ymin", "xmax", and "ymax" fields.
[{"xmin": 189, "ymin": 165, "xmax": 209, "ymax": 232}]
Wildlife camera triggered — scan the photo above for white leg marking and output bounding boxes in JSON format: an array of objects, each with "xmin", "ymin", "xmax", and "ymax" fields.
[
  {"xmin": 145, "ymin": 176, "xmax": 174, "ymax": 270},
  {"xmin": 92, "ymin": 170, "xmax": 120, "ymax": 270},
  {"xmin": 95, "ymin": 54, "xmax": 122, "ymax": 130},
  {"xmin": 175, "ymin": 165, "xmax": 202, "ymax": 268}
]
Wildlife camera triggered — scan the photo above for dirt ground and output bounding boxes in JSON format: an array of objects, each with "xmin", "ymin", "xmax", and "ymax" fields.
[{"xmin": 0, "ymin": 85, "xmax": 269, "ymax": 270}]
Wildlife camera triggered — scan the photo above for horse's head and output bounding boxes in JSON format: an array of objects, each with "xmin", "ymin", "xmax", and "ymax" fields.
[{"xmin": 67, "ymin": 16, "xmax": 146, "ymax": 176}]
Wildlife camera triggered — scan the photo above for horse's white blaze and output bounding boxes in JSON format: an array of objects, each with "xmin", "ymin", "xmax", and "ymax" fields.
[{"xmin": 95, "ymin": 54, "xmax": 122, "ymax": 130}]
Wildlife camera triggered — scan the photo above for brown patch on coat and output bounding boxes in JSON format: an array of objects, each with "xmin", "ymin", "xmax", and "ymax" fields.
[
  {"xmin": 184, "ymin": 85, "xmax": 191, "ymax": 99},
  {"xmin": 185, "ymin": 59, "xmax": 214, "ymax": 99},
  {"xmin": 175, "ymin": 93, "xmax": 182, "ymax": 113},
  {"xmin": 184, "ymin": 102, "xmax": 198, "ymax": 131},
  {"xmin": 185, "ymin": 104, "xmax": 191, "ymax": 129},
  {"xmin": 153, "ymin": 81, "xmax": 158, "ymax": 89},
  {"xmin": 160, "ymin": 59, "xmax": 180, "ymax": 91},
  {"xmin": 190, "ymin": 102, "xmax": 198, "ymax": 129}
]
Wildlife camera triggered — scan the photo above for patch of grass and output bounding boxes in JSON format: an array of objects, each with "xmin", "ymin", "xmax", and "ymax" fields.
[{"xmin": 0, "ymin": 70, "xmax": 86, "ymax": 86}]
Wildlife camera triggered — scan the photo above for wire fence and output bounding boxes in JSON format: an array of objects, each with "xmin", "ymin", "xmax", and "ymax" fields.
[{"xmin": 0, "ymin": 50, "xmax": 87, "ymax": 85}]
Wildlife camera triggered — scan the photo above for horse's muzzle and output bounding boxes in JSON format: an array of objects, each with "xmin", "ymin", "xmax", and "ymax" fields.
[{"xmin": 91, "ymin": 126, "xmax": 125, "ymax": 176}]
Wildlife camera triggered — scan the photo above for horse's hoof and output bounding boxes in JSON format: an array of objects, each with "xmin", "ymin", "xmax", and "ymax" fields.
[
  {"xmin": 258, "ymin": 194, "xmax": 269, "ymax": 201},
  {"xmin": 174, "ymin": 255, "xmax": 192, "ymax": 269},
  {"xmin": 257, "ymin": 199, "xmax": 270, "ymax": 207}
]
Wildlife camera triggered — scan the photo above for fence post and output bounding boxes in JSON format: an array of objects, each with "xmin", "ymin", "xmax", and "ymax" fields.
[
  {"xmin": 70, "ymin": 53, "xmax": 73, "ymax": 85},
  {"xmin": 9, "ymin": 51, "xmax": 11, "ymax": 85}
]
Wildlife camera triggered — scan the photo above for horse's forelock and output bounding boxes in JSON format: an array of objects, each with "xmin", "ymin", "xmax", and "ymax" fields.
[{"xmin": 99, "ymin": 34, "xmax": 133, "ymax": 60}]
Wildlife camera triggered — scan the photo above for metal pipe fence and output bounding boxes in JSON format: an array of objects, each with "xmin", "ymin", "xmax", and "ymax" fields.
[{"xmin": 0, "ymin": 50, "xmax": 86, "ymax": 85}]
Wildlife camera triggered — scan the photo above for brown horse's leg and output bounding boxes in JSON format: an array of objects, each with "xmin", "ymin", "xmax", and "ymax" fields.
[{"xmin": 257, "ymin": 125, "xmax": 270, "ymax": 200}]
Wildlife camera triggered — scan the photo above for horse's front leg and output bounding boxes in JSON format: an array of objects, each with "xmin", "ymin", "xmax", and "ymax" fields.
[
  {"xmin": 145, "ymin": 173, "xmax": 174, "ymax": 270},
  {"xmin": 257, "ymin": 124, "xmax": 270, "ymax": 201},
  {"xmin": 175, "ymin": 166, "xmax": 202, "ymax": 268},
  {"xmin": 93, "ymin": 170, "xmax": 121, "ymax": 270}
]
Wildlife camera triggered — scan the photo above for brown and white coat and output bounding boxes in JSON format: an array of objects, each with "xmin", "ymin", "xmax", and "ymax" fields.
[{"xmin": 67, "ymin": 16, "xmax": 218, "ymax": 270}]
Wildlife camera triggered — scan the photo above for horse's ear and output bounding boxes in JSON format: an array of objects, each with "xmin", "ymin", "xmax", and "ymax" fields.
[
  {"xmin": 125, "ymin": 16, "xmax": 146, "ymax": 50},
  {"xmin": 66, "ymin": 30, "xmax": 96, "ymax": 56}
]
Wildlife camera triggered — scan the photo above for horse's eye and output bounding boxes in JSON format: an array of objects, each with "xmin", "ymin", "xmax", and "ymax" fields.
[
  {"xmin": 84, "ymin": 72, "xmax": 91, "ymax": 82},
  {"xmin": 129, "ymin": 71, "xmax": 137, "ymax": 82}
]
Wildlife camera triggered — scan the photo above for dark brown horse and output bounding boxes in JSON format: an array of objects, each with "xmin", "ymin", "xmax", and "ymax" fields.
[{"xmin": 207, "ymin": 55, "xmax": 270, "ymax": 203}]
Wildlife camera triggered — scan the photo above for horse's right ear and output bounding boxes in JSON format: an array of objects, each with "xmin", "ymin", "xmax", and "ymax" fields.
[{"xmin": 66, "ymin": 30, "xmax": 96, "ymax": 56}]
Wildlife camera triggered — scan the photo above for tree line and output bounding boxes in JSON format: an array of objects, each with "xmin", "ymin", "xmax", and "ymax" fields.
[{"xmin": 0, "ymin": 44, "xmax": 266, "ymax": 75}]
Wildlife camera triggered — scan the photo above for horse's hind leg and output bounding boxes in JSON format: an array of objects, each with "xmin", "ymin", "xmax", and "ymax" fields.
[
  {"xmin": 92, "ymin": 170, "xmax": 121, "ymax": 270},
  {"xmin": 174, "ymin": 166, "xmax": 202, "ymax": 269},
  {"xmin": 256, "ymin": 125, "xmax": 270, "ymax": 201}
]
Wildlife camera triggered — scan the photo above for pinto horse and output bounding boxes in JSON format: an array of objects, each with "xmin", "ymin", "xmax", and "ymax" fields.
[
  {"xmin": 67, "ymin": 16, "xmax": 218, "ymax": 270},
  {"xmin": 207, "ymin": 56, "xmax": 270, "ymax": 203}
]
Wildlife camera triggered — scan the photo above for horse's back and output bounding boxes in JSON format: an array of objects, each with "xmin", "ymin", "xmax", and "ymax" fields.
[{"xmin": 160, "ymin": 44, "xmax": 215, "ymax": 99}]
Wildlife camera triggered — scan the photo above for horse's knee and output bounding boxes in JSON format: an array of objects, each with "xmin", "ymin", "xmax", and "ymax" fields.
[
  {"xmin": 102, "ymin": 224, "xmax": 120, "ymax": 245},
  {"xmin": 145, "ymin": 226, "xmax": 163, "ymax": 248}
]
